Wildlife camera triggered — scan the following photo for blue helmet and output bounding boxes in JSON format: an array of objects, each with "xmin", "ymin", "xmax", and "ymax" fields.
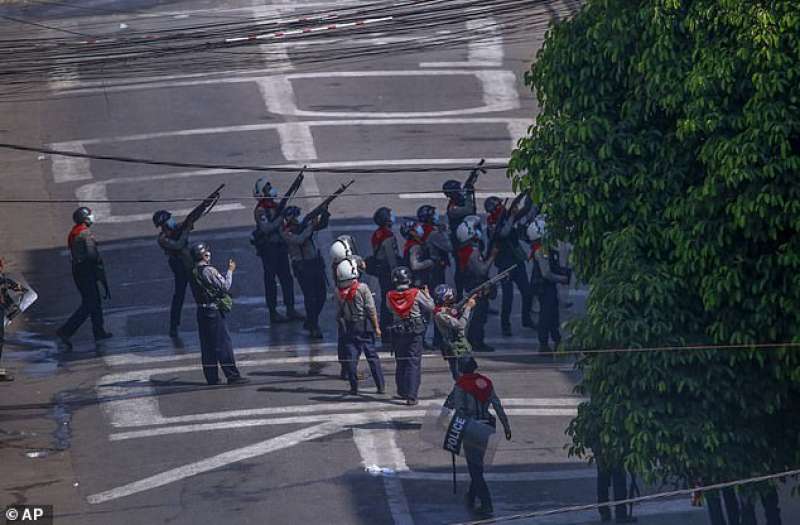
[{"xmin": 433, "ymin": 284, "xmax": 455, "ymax": 306}]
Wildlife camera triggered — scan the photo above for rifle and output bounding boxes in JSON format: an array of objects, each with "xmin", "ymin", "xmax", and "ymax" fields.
[
  {"xmin": 484, "ymin": 192, "xmax": 527, "ymax": 258},
  {"xmin": 463, "ymin": 159, "xmax": 486, "ymax": 210},
  {"xmin": 183, "ymin": 183, "xmax": 225, "ymax": 231},
  {"xmin": 301, "ymin": 179, "xmax": 354, "ymax": 227},
  {"xmin": 454, "ymin": 264, "xmax": 517, "ymax": 311},
  {"xmin": 275, "ymin": 167, "xmax": 305, "ymax": 218}
]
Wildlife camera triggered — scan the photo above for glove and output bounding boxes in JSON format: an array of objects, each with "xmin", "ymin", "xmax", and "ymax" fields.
[
  {"xmin": 505, "ymin": 429, "xmax": 512, "ymax": 441},
  {"xmin": 99, "ymin": 281, "xmax": 111, "ymax": 300}
]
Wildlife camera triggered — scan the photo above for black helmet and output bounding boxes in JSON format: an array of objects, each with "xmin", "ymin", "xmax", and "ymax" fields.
[
  {"xmin": 373, "ymin": 207, "xmax": 393, "ymax": 227},
  {"xmin": 190, "ymin": 242, "xmax": 211, "ymax": 262},
  {"xmin": 152, "ymin": 210, "xmax": 172, "ymax": 228},
  {"xmin": 484, "ymin": 196, "xmax": 503, "ymax": 214},
  {"xmin": 283, "ymin": 206, "xmax": 302, "ymax": 221},
  {"xmin": 416, "ymin": 204, "xmax": 437, "ymax": 224},
  {"xmin": 391, "ymin": 266, "xmax": 412, "ymax": 289},
  {"xmin": 442, "ymin": 180, "xmax": 462, "ymax": 197},
  {"xmin": 72, "ymin": 206, "xmax": 93, "ymax": 225}
]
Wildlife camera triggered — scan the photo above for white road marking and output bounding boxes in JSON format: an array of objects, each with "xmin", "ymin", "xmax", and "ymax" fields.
[
  {"xmin": 354, "ymin": 417, "xmax": 414, "ymax": 525},
  {"xmin": 87, "ymin": 422, "xmax": 342, "ymax": 504},
  {"xmin": 420, "ymin": 17, "xmax": 504, "ymax": 68},
  {"xmin": 48, "ymin": 64, "xmax": 80, "ymax": 91},
  {"xmin": 507, "ymin": 119, "xmax": 532, "ymax": 149},
  {"xmin": 51, "ymin": 142, "xmax": 92, "ymax": 182},
  {"xmin": 399, "ymin": 192, "xmax": 515, "ymax": 199},
  {"xmin": 277, "ymin": 122, "xmax": 318, "ymax": 161}
]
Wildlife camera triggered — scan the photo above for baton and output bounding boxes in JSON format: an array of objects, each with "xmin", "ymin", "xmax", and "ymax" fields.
[{"xmin": 452, "ymin": 453, "xmax": 457, "ymax": 494}]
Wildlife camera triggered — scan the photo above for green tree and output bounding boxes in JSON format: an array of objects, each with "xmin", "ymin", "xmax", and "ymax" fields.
[{"xmin": 509, "ymin": 0, "xmax": 800, "ymax": 511}]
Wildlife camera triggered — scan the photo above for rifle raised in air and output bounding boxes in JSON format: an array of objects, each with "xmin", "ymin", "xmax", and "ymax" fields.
[
  {"xmin": 275, "ymin": 167, "xmax": 305, "ymax": 218},
  {"xmin": 454, "ymin": 264, "xmax": 518, "ymax": 311},
  {"xmin": 302, "ymin": 179, "xmax": 355, "ymax": 227},
  {"xmin": 484, "ymin": 192, "xmax": 527, "ymax": 258},
  {"xmin": 463, "ymin": 158, "xmax": 486, "ymax": 210},
  {"xmin": 183, "ymin": 183, "xmax": 225, "ymax": 230}
]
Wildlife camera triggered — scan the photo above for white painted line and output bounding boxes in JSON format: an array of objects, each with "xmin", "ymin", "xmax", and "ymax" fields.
[
  {"xmin": 354, "ymin": 418, "xmax": 414, "ymax": 525},
  {"xmin": 399, "ymin": 192, "xmax": 515, "ymax": 199},
  {"xmin": 51, "ymin": 142, "xmax": 92, "ymax": 183},
  {"xmin": 87, "ymin": 422, "xmax": 341, "ymax": 504},
  {"xmin": 48, "ymin": 64, "xmax": 80, "ymax": 91},
  {"xmin": 277, "ymin": 122, "xmax": 318, "ymax": 161},
  {"xmin": 466, "ymin": 18, "xmax": 504, "ymax": 66},
  {"xmin": 475, "ymin": 70, "xmax": 519, "ymax": 112},
  {"xmin": 507, "ymin": 119, "xmax": 531, "ymax": 150},
  {"xmin": 419, "ymin": 61, "xmax": 503, "ymax": 68}
]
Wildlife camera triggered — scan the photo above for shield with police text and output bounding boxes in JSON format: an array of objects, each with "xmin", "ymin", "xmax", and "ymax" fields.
[{"xmin": 3, "ymin": 274, "xmax": 37, "ymax": 328}]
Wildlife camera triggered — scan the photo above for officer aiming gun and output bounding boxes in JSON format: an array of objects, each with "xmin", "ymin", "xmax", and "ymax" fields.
[
  {"xmin": 275, "ymin": 167, "xmax": 305, "ymax": 218},
  {"xmin": 182, "ymin": 183, "xmax": 225, "ymax": 232},
  {"xmin": 454, "ymin": 264, "xmax": 518, "ymax": 312},
  {"xmin": 463, "ymin": 158, "xmax": 486, "ymax": 210},
  {"xmin": 301, "ymin": 179, "xmax": 355, "ymax": 227},
  {"xmin": 484, "ymin": 192, "xmax": 526, "ymax": 259}
]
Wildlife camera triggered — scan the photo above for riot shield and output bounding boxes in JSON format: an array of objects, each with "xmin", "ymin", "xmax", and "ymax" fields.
[
  {"xmin": 3, "ymin": 274, "xmax": 37, "ymax": 328},
  {"xmin": 420, "ymin": 402, "xmax": 500, "ymax": 466}
]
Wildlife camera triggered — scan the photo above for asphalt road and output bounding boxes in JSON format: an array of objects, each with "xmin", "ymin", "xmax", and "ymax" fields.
[{"xmin": 0, "ymin": 1, "xmax": 735, "ymax": 524}]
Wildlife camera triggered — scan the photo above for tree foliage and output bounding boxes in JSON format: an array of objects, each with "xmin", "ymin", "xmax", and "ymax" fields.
[{"xmin": 510, "ymin": 0, "xmax": 800, "ymax": 489}]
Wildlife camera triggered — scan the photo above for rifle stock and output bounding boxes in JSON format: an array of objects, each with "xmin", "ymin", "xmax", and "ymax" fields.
[{"xmin": 456, "ymin": 264, "xmax": 517, "ymax": 311}]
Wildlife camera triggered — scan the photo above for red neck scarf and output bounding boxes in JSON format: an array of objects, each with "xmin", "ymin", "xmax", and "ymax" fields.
[
  {"xmin": 529, "ymin": 241, "xmax": 542, "ymax": 260},
  {"xmin": 387, "ymin": 288, "xmax": 419, "ymax": 318},
  {"xmin": 457, "ymin": 244, "xmax": 474, "ymax": 271},
  {"xmin": 338, "ymin": 280, "xmax": 360, "ymax": 301},
  {"xmin": 67, "ymin": 224, "xmax": 88, "ymax": 249},
  {"xmin": 403, "ymin": 238, "xmax": 421, "ymax": 259},
  {"xmin": 371, "ymin": 226, "xmax": 394, "ymax": 250},
  {"xmin": 421, "ymin": 224, "xmax": 435, "ymax": 241},
  {"xmin": 486, "ymin": 207, "xmax": 504, "ymax": 225},
  {"xmin": 257, "ymin": 198, "xmax": 277, "ymax": 209},
  {"xmin": 456, "ymin": 373, "xmax": 493, "ymax": 403}
]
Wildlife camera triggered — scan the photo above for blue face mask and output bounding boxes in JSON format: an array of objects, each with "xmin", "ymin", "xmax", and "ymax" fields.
[
  {"xmin": 432, "ymin": 211, "xmax": 440, "ymax": 225},
  {"xmin": 166, "ymin": 217, "xmax": 177, "ymax": 230},
  {"xmin": 414, "ymin": 225, "xmax": 424, "ymax": 237},
  {"xmin": 389, "ymin": 211, "xmax": 396, "ymax": 225}
]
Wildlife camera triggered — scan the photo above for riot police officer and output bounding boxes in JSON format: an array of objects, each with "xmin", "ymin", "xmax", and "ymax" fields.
[
  {"xmin": 432, "ymin": 284, "xmax": 476, "ymax": 380},
  {"xmin": 57, "ymin": 207, "xmax": 112, "ymax": 348},
  {"xmin": 386, "ymin": 266, "xmax": 434, "ymax": 405},
  {"xmin": 527, "ymin": 219, "xmax": 569, "ymax": 352},
  {"xmin": 189, "ymin": 242, "xmax": 248, "ymax": 385},
  {"xmin": 455, "ymin": 217, "xmax": 497, "ymax": 352},
  {"xmin": 334, "ymin": 258, "xmax": 385, "ymax": 396},
  {"xmin": 417, "ymin": 205, "xmax": 452, "ymax": 350},
  {"xmin": 331, "ymin": 235, "xmax": 366, "ymax": 380},
  {"xmin": 400, "ymin": 219, "xmax": 434, "ymax": 288},
  {"xmin": 370, "ymin": 207, "xmax": 400, "ymax": 346},
  {"xmin": 484, "ymin": 197, "xmax": 534, "ymax": 336},
  {"xmin": 443, "ymin": 180, "xmax": 476, "ymax": 299},
  {"xmin": 281, "ymin": 206, "xmax": 329, "ymax": 340},
  {"xmin": 252, "ymin": 177, "xmax": 304, "ymax": 325},
  {"xmin": 153, "ymin": 210, "xmax": 193, "ymax": 337}
]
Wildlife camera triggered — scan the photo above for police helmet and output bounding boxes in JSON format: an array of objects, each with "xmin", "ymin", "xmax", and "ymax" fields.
[
  {"xmin": 152, "ymin": 210, "xmax": 172, "ymax": 228},
  {"xmin": 416, "ymin": 205, "xmax": 438, "ymax": 225},
  {"xmin": 253, "ymin": 177, "xmax": 276, "ymax": 198},
  {"xmin": 336, "ymin": 235, "xmax": 359, "ymax": 256},
  {"xmin": 433, "ymin": 284, "xmax": 455, "ymax": 306},
  {"xmin": 442, "ymin": 180, "xmax": 462, "ymax": 197},
  {"xmin": 484, "ymin": 196, "xmax": 503, "ymax": 214},
  {"xmin": 399, "ymin": 219, "xmax": 423, "ymax": 240},
  {"xmin": 283, "ymin": 206, "xmax": 302, "ymax": 222},
  {"xmin": 72, "ymin": 206, "xmax": 94, "ymax": 226},
  {"xmin": 456, "ymin": 218, "xmax": 479, "ymax": 244},
  {"xmin": 526, "ymin": 218, "xmax": 546, "ymax": 242},
  {"xmin": 391, "ymin": 266, "xmax": 412, "ymax": 289},
  {"xmin": 335, "ymin": 258, "xmax": 360, "ymax": 286},
  {"xmin": 373, "ymin": 207, "xmax": 393, "ymax": 227},
  {"xmin": 330, "ymin": 239, "xmax": 354, "ymax": 265},
  {"xmin": 190, "ymin": 242, "xmax": 211, "ymax": 262}
]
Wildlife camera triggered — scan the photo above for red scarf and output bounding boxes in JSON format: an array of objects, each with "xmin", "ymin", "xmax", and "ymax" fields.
[
  {"xmin": 338, "ymin": 280, "xmax": 360, "ymax": 301},
  {"xmin": 456, "ymin": 372, "xmax": 494, "ymax": 403},
  {"xmin": 67, "ymin": 224, "xmax": 88, "ymax": 249},
  {"xmin": 403, "ymin": 238, "xmax": 421, "ymax": 259},
  {"xmin": 257, "ymin": 198, "xmax": 277, "ymax": 209},
  {"xmin": 529, "ymin": 241, "xmax": 542, "ymax": 260},
  {"xmin": 371, "ymin": 226, "xmax": 394, "ymax": 250},
  {"xmin": 421, "ymin": 224, "xmax": 434, "ymax": 241},
  {"xmin": 387, "ymin": 288, "xmax": 419, "ymax": 318},
  {"xmin": 457, "ymin": 244, "xmax": 474, "ymax": 271},
  {"xmin": 486, "ymin": 206, "xmax": 504, "ymax": 225}
]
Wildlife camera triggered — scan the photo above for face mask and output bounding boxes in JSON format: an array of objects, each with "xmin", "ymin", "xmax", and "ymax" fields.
[
  {"xmin": 432, "ymin": 211, "xmax": 440, "ymax": 225},
  {"xmin": 267, "ymin": 187, "xmax": 278, "ymax": 198},
  {"xmin": 86, "ymin": 213, "xmax": 95, "ymax": 226},
  {"xmin": 389, "ymin": 211, "xmax": 396, "ymax": 225},
  {"xmin": 414, "ymin": 225, "xmax": 424, "ymax": 237},
  {"xmin": 204, "ymin": 251, "xmax": 212, "ymax": 263},
  {"xmin": 166, "ymin": 217, "xmax": 177, "ymax": 230}
]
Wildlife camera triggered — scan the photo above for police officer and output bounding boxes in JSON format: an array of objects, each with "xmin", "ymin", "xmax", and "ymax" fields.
[
  {"xmin": 153, "ymin": 210, "xmax": 193, "ymax": 337},
  {"xmin": 527, "ymin": 219, "xmax": 569, "ymax": 352},
  {"xmin": 444, "ymin": 358, "xmax": 511, "ymax": 517},
  {"xmin": 0, "ymin": 258, "xmax": 25, "ymax": 381},
  {"xmin": 57, "ymin": 207, "xmax": 112, "ymax": 348},
  {"xmin": 189, "ymin": 242, "xmax": 248, "ymax": 386},
  {"xmin": 386, "ymin": 266, "xmax": 434, "ymax": 405},
  {"xmin": 400, "ymin": 219, "xmax": 434, "ymax": 288},
  {"xmin": 370, "ymin": 207, "xmax": 400, "ymax": 346},
  {"xmin": 484, "ymin": 197, "xmax": 534, "ymax": 336},
  {"xmin": 432, "ymin": 284, "xmax": 476, "ymax": 380},
  {"xmin": 417, "ymin": 205, "xmax": 452, "ymax": 350},
  {"xmin": 443, "ymin": 180, "xmax": 476, "ymax": 299},
  {"xmin": 455, "ymin": 217, "xmax": 497, "ymax": 352},
  {"xmin": 281, "ymin": 206, "xmax": 329, "ymax": 340},
  {"xmin": 252, "ymin": 177, "xmax": 304, "ymax": 325},
  {"xmin": 331, "ymin": 235, "xmax": 366, "ymax": 380},
  {"xmin": 334, "ymin": 258, "xmax": 385, "ymax": 396}
]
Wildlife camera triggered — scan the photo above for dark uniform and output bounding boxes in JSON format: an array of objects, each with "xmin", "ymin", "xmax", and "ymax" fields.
[
  {"xmin": 444, "ymin": 361, "xmax": 511, "ymax": 516},
  {"xmin": 371, "ymin": 223, "xmax": 400, "ymax": 342},
  {"xmin": 486, "ymin": 206, "xmax": 534, "ymax": 334},
  {"xmin": 456, "ymin": 241, "xmax": 494, "ymax": 352},
  {"xmin": 58, "ymin": 220, "xmax": 111, "ymax": 344},
  {"xmin": 387, "ymin": 277, "xmax": 434, "ymax": 404},
  {"xmin": 157, "ymin": 221, "xmax": 192, "ymax": 336},
  {"xmin": 530, "ymin": 242, "xmax": 569, "ymax": 352},
  {"xmin": 447, "ymin": 195, "xmax": 476, "ymax": 300},
  {"xmin": 281, "ymin": 211, "xmax": 329, "ymax": 339},
  {"xmin": 335, "ymin": 278, "xmax": 385, "ymax": 395},
  {"xmin": 190, "ymin": 258, "xmax": 245, "ymax": 385},
  {"xmin": 253, "ymin": 199, "xmax": 299, "ymax": 323},
  {"xmin": 419, "ymin": 211, "xmax": 453, "ymax": 350}
]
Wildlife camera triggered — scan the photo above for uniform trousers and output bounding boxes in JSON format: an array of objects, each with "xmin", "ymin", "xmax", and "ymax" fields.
[
  {"xmin": 168, "ymin": 256, "xmax": 189, "ymax": 331},
  {"xmin": 535, "ymin": 282, "xmax": 561, "ymax": 348},
  {"xmin": 465, "ymin": 443, "xmax": 492, "ymax": 507},
  {"xmin": 259, "ymin": 244, "xmax": 295, "ymax": 314},
  {"xmin": 393, "ymin": 331, "xmax": 423, "ymax": 400},
  {"xmin": 342, "ymin": 330, "xmax": 384, "ymax": 392},
  {"xmin": 497, "ymin": 260, "xmax": 533, "ymax": 327},
  {"xmin": 466, "ymin": 295, "xmax": 489, "ymax": 347},
  {"xmin": 60, "ymin": 263, "xmax": 105, "ymax": 338},
  {"xmin": 293, "ymin": 257, "xmax": 327, "ymax": 329},
  {"xmin": 197, "ymin": 306, "xmax": 242, "ymax": 385}
]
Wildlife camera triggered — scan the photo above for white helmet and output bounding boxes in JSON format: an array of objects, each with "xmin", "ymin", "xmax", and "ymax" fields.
[
  {"xmin": 335, "ymin": 258, "xmax": 359, "ymax": 286},
  {"xmin": 456, "ymin": 216, "xmax": 480, "ymax": 244},
  {"xmin": 330, "ymin": 238, "xmax": 355, "ymax": 265},
  {"xmin": 526, "ymin": 217, "xmax": 546, "ymax": 242},
  {"xmin": 254, "ymin": 177, "xmax": 277, "ymax": 198}
]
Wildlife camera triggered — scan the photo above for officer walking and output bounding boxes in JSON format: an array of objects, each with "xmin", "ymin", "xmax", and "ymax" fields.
[
  {"xmin": 0, "ymin": 258, "xmax": 26, "ymax": 381},
  {"xmin": 152, "ymin": 210, "xmax": 193, "ymax": 337},
  {"xmin": 189, "ymin": 242, "xmax": 248, "ymax": 386},
  {"xmin": 370, "ymin": 207, "xmax": 400, "ymax": 347},
  {"xmin": 281, "ymin": 206, "xmax": 329, "ymax": 340},
  {"xmin": 331, "ymin": 235, "xmax": 366, "ymax": 380},
  {"xmin": 484, "ymin": 197, "xmax": 534, "ymax": 336},
  {"xmin": 417, "ymin": 205, "xmax": 452, "ymax": 350},
  {"xmin": 334, "ymin": 258, "xmax": 385, "ymax": 396},
  {"xmin": 432, "ymin": 284, "xmax": 475, "ymax": 380},
  {"xmin": 455, "ymin": 217, "xmax": 497, "ymax": 352},
  {"xmin": 444, "ymin": 358, "xmax": 512, "ymax": 517},
  {"xmin": 386, "ymin": 266, "xmax": 434, "ymax": 405},
  {"xmin": 252, "ymin": 177, "xmax": 304, "ymax": 325},
  {"xmin": 443, "ymin": 180, "xmax": 476, "ymax": 299},
  {"xmin": 527, "ymin": 219, "xmax": 569, "ymax": 352},
  {"xmin": 57, "ymin": 207, "xmax": 112, "ymax": 348}
]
